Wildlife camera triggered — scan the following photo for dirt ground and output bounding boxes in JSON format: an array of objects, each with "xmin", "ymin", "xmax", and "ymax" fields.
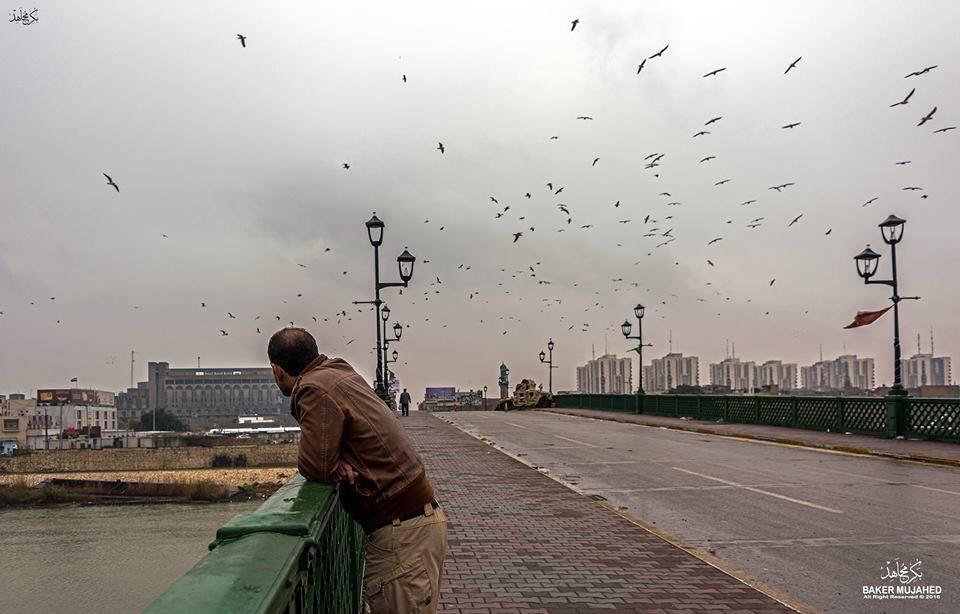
[{"xmin": 0, "ymin": 466, "xmax": 297, "ymax": 488}]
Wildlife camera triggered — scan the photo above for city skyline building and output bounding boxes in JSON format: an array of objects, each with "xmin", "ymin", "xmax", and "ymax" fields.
[
  {"xmin": 800, "ymin": 355, "xmax": 876, "ymax": 391},
  {"xmin": 643, "ymin": 353, "xmax": 700, "ymax": 393},
  {"xmin": 576, "ymin": 353, "xmax": 633, "ymax": 394}
]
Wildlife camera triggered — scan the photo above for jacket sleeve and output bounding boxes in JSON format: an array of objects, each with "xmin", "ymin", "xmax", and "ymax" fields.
[{"xmin": 294, "ymin": 385, "xmax": 345, "ymax": 483}]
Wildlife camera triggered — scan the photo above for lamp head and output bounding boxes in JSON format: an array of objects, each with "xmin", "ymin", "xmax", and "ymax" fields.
[
  {"xmin": 539, "ymin": 350, "xmax": 546, "ymax": 363},
  {"xmin": 381, "ymin": 304, "xmax": 390, "ymax": 322},
  {"xmin": 365, "ymin": 213, "xmax": 384, "ymax": 247},
  {"xmin": 854, "ymin": 245, "xmax": 881, "ymax": 279},
  {"xmin": 393, "ymin": 321, "xmax": 403, "ymax": 340},
  {"xmin": 621, "ymin": 320, "xmax": 632, "ymax": 338},
  {"xmin": 397, "ymin": 248, "xmax": 415, "ymax": 282},
  {"xmin": 634, "ymin": 304, "xmax": 645, "ymax": 319},
  {"xmin": 879, "ymin": 214, "xmax": 906, "ymax": 245},
  {"xmin": 547, "ymin": 338, "xmax": 554, "ymax": 351}
]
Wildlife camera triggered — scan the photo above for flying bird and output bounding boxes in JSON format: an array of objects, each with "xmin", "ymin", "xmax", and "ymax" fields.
[
  {"xmin": 637, "ymin": 59, "xmax": 646, "ymax": 74},
  {"xmin": 741, "ymin": 199, "xmax": 757, "ymax": 206},
  {"xmin": 342, "ymin": 163, "xmax": 350, "ymax": 169},
  {"xmin": 715, "ymin": 179, "xmax": 731, "ymax": 186},
  {"xmin": 934, "ymin": 126, "xmax": 956, "ymax": 133},
  {"xmin": 512, "ymin": 232, "xmax": 523, "ymax": 243},
  {"xmin": 861, "ymin": 197, "xmax": 879, "ymax": 207},
  {"xmin": 297, "ymin": 263, "xmax": 308, "ymax": 267},
  {"xmin": 784, "ymin": 56, "xmax": 801, "ymax": 74},
  {"xmin": 707, "ymin": 237, "xmax": 723, "ymax": 245},
  {"xmin": 402, "ymin": 74, "xmax": 406, "ymax": 83},
  {"xmin": 592, "ymin": 157, "xmax": 600, "ymax": 166},
  {"xmin": 707, "ymin": 260, "xmax": 715, "ymax": 266},
  {"xmin": 788, "ymin": 214, "xmax": 803, "ymax": 227},
  {"xmin": 570, "ymin": 19, "xmax": 579, "ymax": 31},
  {"xmin": 613, "ymin": 200, "xmax": 620, "ymax": 207},
  {"xmin": 703, "ymin": 67, "xmax": 727, "ymax": 77},
  {"xmin": 902, "ymin": 186, "xmax": 923, "ymax": 191},
  {"xmin": 699, "ymin": 156, "xmax": 716, "ymax": 163},
  {"xmin": 237, "ymin": 34, "xmax": 247, "ymax": 48},
  {"xmin": 769, "ymin": 279, "xmax": 776, "ymax": 286},
  {"xmin": 227, "ymin": 312, "xmax": 236, "ymax": 319},
  {"xmin": 782, "ymin": 122, "xmax": 801, "ymax": 129},
  {"xmin": 704, "ymin": 116, "xmax": 722, "ymax": 125},
  {"xmin": 649, "ymin": 44, "xmax": 669, "ymax": 59},
  {"xmin": 905, "ymin": 65, "xmax": 937, "ymax": 78},
  {"xmin": 576, "ymin": 116, "xmax": 593, "ymax": 120},
  {"xmin": 890, "ymin": 88, "xmax": 915, "ymax": 107},
  {"xmin": 825, "ymin": 228, "xmax": 832, "ymax": 235},
  {"xmin": 918, "ymin": 107, "xmax": 937, "ymax": 126},
  {"xmin": 219, "ymin": 330, "xmax": 229, "ymax": 336},
  {"xmin": 555, "ymin": 187, "xmax": 564, "ymax": 194},
  {"xmin": 693, "ymin": 130, "xmax": 710, "ymax": 138},
  {"xmin": 103, "ymin": 173, "xmax": 119, "ymax": 192},
  {"xmin": 437, "ymin": 142, "xmax": 445, "ymax": 154}
]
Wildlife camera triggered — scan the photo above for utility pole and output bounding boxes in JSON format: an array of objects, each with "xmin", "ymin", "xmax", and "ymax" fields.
[{"xmin": 130, "ymin": 350, "xmax": 135, "ymax": 389}]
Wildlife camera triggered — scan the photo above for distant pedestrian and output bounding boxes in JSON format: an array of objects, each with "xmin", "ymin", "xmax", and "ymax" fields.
[
  {"xmin": 400, "ymin": 388, "xmax": 412, "ymax": 417},
  {"xmin": 268, "ymin": 328, "xmax": 446, "ymax": 614}
]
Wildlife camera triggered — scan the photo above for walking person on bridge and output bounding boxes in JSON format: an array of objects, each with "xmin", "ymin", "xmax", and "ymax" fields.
[
  {"xmin": 268, "ymin": 328, "xmax": 447, "ymax": 614},
  {"xmin": 399, "ymin": 388, "xmax": 412, "ymax": 417}
]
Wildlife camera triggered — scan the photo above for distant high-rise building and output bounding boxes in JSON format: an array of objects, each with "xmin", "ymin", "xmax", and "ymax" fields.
[
  {"xmin": 902, "ymin": 353, "xmax": 952, "ymax": 388},
  {"xmin": 643, "ymin": 353, "xmax": 700, "ymax": 392},
  {"xmin": 757, "ymin": 360, "xmax": 798, "ymax": 391},
  {"xmin": 801, "ymin": 355, "xmax": 875, "ymax": 391},
  {"xmin": 576, "ymin": 354, "xmax": 633, "ymax": 394},
  {"xmin": 709, "ymin": 357, "xmax": 756, "ymax": 392}
]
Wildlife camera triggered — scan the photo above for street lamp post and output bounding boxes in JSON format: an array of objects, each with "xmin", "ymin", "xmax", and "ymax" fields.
[
  {"xmin": 538, "ymin": 338, "xmax": 557, "ymax": 394},
  {"xmin": 621, "ymin": 304, "xmax": 653, "ymax": 395},
  {"xmin": 354, "ymin": 213, "xmax": 416, "ymax": 402},
  {"xmin": 853, "ymin": 215, "xmax": 919, "ymax": 396}
]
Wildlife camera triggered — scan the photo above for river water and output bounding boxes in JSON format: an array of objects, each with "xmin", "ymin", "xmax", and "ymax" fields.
[{"xmin": 0, "ymin": 501, "xmax": 260, "ymax": 613}]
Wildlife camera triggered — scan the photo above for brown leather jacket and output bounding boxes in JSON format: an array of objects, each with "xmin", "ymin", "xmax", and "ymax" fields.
[{"xmin": 290, "ymin": 355, "xmax": 435, "ymax": 531}]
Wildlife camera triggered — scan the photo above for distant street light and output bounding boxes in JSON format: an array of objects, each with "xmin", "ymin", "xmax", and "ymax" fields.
[
  {"xmin": 353, "ymin": 213, "xmax": 416, "ymax": 401},
  {"xmin": 854, "ymin": 214, "xmax": 919, "ymax": 396},
  {"xmin": 622, "ymin": 304, "xmax": 653, "ymax": 395},
  {"xmin": 538, "ymin": 338, "xmax": 557, "ymax": 394}
]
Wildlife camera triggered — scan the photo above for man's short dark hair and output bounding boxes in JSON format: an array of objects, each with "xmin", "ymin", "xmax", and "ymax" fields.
[{"xmin": 268, "ymin": 328, "xmax": 320, "ymax": 376}]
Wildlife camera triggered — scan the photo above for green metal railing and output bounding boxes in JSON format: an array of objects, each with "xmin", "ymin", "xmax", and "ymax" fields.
[
  {"xmin": 145, "ymin": 474, "xmax": 364, "ymax": 614},
  {"xmin": 553, "ymin": 394, "xmax": 960, "ymax": 443}
]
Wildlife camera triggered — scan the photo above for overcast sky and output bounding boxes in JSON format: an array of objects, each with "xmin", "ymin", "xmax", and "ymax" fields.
[{"xmin": 2, "ymin": 1, "xmax": 958, "ymax": 401}]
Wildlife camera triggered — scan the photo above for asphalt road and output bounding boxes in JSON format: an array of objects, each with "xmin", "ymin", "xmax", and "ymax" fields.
[{"xmin": 441, "ymin": 410, "xmax": 960, "ymax": 614}]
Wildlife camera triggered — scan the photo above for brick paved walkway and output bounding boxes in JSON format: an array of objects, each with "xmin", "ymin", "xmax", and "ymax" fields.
[
  {"xmin": 404, "ymin": 413, "xmax": 790, "ymax": 613},
  {"xmin": 544, "ymin": 407, "xmax": 960, "ymax": 467}
]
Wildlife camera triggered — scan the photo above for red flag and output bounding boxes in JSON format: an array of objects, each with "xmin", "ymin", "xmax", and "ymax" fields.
[{"xmin": 844, "ymin": 306, "xmax": 892, "ymax": 329}]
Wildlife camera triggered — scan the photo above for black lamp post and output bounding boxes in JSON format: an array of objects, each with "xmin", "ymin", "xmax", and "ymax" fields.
[
  {"xmin": 622, "ymin": 304, "xmax": 653, "ymax": 394},
  {"xmin": 854, "ymin": 214, "xmax": 919, "ymax": 396},
  {"xmin": 382, "ymin": 313, "xmax": 403, "ymax": 386},
  {"xmin": 354, "ymin": 213, "xmax": 416, "ymax": 401},
  {"xmin": 538, "ymin": 338, "xmax": 557, "ymax": 394}
]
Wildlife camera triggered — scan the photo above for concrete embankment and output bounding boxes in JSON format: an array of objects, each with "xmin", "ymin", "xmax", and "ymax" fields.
[{"xmin": 0, "ymin": 444, "xmax": 298, "ymax": 473}]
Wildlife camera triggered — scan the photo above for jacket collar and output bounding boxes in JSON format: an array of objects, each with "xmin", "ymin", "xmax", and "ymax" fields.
[{"xmin": 289, "ymin": 354, "xmax": 327, "ymax": 420}]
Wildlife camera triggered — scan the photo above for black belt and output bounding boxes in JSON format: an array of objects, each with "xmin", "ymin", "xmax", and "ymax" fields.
[{"xmin": 368, "ymin": 499, "xmax": 439, "ymax": 534}]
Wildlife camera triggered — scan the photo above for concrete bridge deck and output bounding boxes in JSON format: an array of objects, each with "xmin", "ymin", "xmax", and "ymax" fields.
[{"xmin": 406, "ymin": 412, "xmax": 790, "ymax": 613}]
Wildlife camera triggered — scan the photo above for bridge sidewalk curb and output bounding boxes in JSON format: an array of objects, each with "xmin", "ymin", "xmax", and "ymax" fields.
[
  {"xmin": 538, "ymin": 408, "xmax": 960, "ymax": 469},
  {"xmin": 435, "ymin": 414, "xmax": 806, "ymax": 613}
]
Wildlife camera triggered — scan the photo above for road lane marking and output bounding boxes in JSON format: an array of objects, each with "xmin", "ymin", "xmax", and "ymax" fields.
[
  {"xmin": 672, "ymin": 467, "xmax": 844, "ymax": 514},
  {"xmin": 554, "ymin": 435, "xmax": 597, "ymax": 448},
  {"xmin": 563, "ymin": 460, "xmax": 642, "ymax": 465},
  {"xmin": 505, "ymin": 422, "xmax": 527, "ymax": 429},
  {"xmin": 913, "ymin": 484, "xmax": 960, "ymax": 496},
  {"xmin": 526, "ymin": 446, "xmax": 580, "ymax": 450}
]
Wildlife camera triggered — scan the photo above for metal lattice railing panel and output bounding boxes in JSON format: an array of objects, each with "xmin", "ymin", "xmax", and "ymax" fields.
[
  {"xmin": 757, "ymin": 397, "xmax": 792, "ymax": 426},
  {"xmin": 700, "ymin": 397, "xmax": 726, "ymax": 421},
  {"xmin": 906, "ymin": 399, "xmax": 960, "ymax": 442},
  {"xmin": 675, "ymin": 396, "xmax": 699, "ymax": 418},
  {"xmin": 841, "ymin": 398, "xmax": 886, "ymax": 434},
  {"xmin": 726, "ymin": 397, "xmax": 756, "ymax": 423},
  {"xmin": 795, "ymin": 397, "xmax": 837, "ymax": 431}
]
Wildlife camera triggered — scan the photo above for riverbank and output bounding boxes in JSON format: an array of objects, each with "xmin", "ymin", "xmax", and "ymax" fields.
[{"xmin": 0, "ymin": 467, "xmax": 294, "ymax": 508}]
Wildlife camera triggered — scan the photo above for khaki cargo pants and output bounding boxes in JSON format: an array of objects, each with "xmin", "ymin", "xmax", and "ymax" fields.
[{"xmin": 363, "ymin": 503, "xmax": 448, "ymax": 614}]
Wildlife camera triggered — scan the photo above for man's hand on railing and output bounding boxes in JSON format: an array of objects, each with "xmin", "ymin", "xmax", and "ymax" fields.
[{"xmin": 333, "ymin": 460, "xmax": 359, "ymax": 487}]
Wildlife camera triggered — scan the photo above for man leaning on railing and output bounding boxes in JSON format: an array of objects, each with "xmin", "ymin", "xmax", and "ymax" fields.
[{"xmin": 268, "ymin": 327, "xmax": 447, "ymax": 614}]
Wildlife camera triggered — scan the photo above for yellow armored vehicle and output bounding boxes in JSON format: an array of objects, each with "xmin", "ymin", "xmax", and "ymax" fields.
[{"xmin": 495, "ymin": 379, "xmax": 556, "ymax": 411}]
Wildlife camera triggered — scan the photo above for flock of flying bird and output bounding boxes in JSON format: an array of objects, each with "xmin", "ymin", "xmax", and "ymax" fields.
[{"xmin": 4, "ymin": 17, "xmax": 955, "ymax": 379}]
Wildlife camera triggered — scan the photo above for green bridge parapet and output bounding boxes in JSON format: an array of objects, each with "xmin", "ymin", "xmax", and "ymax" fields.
[
  {"xmin": 553, "ymin": 393, "xmax": 960, "ymax": 443},
  {"xmin": 145, "ymin": 474, "xmax": 364, "ymax": 614}
]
